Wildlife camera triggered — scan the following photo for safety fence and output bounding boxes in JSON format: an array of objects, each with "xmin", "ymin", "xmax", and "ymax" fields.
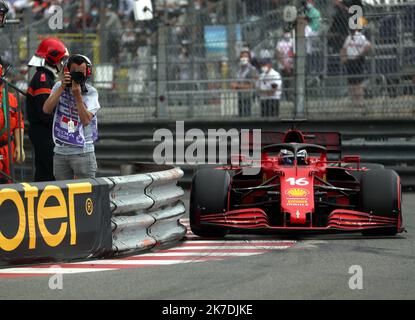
[
  {"xmin": 0, "ymin": 164, "xmax": 186, "ymax": 267},
  {"xmin": 1, "ymin": 1, "xmax": 415, "ymax": 121},
  {"xmin": 96, "ymin": 77, "xmax": 413, "ymax": 120}
]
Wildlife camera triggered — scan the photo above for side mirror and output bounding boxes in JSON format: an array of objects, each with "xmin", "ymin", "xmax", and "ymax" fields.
[{"xmin": 342, "ymin": 155, "xmax": 361, "ymax": 164}]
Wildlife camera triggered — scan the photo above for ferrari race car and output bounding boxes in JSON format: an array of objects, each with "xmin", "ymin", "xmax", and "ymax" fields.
[{"xmin": 190, "ymin": 129, "xmax": 403, "ymax": 237}]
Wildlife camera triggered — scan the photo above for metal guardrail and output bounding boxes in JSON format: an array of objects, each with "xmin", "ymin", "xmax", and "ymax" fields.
[{"xmin": 104, "ymin": 166, "xmax": 186, "ymax": 256}]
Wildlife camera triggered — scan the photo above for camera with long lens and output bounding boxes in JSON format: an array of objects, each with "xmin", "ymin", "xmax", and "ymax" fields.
[{"xmin": 70, "ymin": 71, "xmax": 86, "ymax": 84}]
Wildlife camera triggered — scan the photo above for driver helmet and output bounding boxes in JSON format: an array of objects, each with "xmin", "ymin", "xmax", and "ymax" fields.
[
  {"xmin": 297, "ymin": 149, "xmax": 308, "ymax": 165},
  {"xmin": 280, "ymin": 149, "xmax": 308, "ymax": 165},
  {"xmin": 280, "ymin": 149, "xmax": 294, "ymax": 165}
]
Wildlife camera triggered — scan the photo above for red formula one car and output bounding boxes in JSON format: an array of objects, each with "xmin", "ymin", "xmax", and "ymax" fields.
[{"xmin": 190, "ymin": 129, "xmax": 403, "ymax": 237}]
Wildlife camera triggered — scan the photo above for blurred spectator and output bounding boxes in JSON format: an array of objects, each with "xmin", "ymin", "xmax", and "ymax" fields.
[
  {"xmin": 120, "ymin": 20, "xmax": 138, "ymax": 62},
  {"xmin": 206, "ymin": 0, "xmax": 220, "ymax": 24},
  {"xmin": 172, "ymin": 40, "xmax": 202, "ymax": 106},
  {"xmin": 102, "ymin": 3, "xmax": 122, "ymax": 29},
  {"xmin": 175, "ymin": 41, "xmax": 193, "ymax": 81},
  {"xmin": 257, "ymin": 58, "xmax": 282, "ymax": 118},
  {"xmin": 240, "ymin": 43, "xmax": 260, "ymax": 73},
  {"xmin": 304, "ymin": 0, "xmax": 321, "ymax": 55},
  {"xmin": 99, "ymin": 3, "xmax": 122, "ymax": 63},
  {"xmin": 89, "ymin": 4, "xmax": 99, "ymax": 29},
  {"xmin": 276, "ymin": 28, "xmax": 294, "ymax": 101},
  {"xmin": 220, "ymin": 56, "xmax": 229, "ymax": 90},
  {"xmin": 340, "ymin": 28, "xmax": 372, "ymax": 107},
  {"xmin": 118, "ymin": 0, "xmax": 134, "ymax": 22},
  {"xmin": 62, "ymin": 15, "xmax": 75, "ymax": 32},
  {"xmin": 231, "ymin": 48, "xmax": 258, "ymax": 117},
  {"xmin": 61, "ymin": 0, "xmax": 76, "ymax": 19},
  {"xmin": 32, "ymin": 0, "xmax": 50, "ymax": 20},
  {"xmin": 71, "ymin": 7, "xmax": 93, "ymax": 32},
  {"xmin": 328, "ymin": 0, "xmax": 363, "ymax": 54}
]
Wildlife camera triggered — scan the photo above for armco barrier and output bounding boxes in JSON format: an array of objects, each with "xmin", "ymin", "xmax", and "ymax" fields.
[
  {"xmin": 0, "ymin": 165, "xmax": 186, "ymax": 266},
  {"xmin": 105, "ymin": 165, "xmax": 186, "ymax": 255}
]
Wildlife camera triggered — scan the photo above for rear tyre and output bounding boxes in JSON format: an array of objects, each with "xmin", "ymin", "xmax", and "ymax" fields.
[
  {"xmin": 190, "ymin": 168, "xmax": 230, "ymax": 237},
  {"xmin": 360, "ymin": 169, "xmax": 401, "ymax": 236}
]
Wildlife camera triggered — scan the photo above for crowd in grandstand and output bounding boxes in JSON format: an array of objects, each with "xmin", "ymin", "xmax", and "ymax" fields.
[{"xmin": 1, "ymin": 0, "xmax": 415, "ymax": 111}]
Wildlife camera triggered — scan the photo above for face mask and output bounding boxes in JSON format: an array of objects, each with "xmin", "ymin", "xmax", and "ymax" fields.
[
  {"xmin": 261, "ymin": 66, "xmax": 269, "ymax": 73},
  {"xmin": 283, "ymin": 33, "xmax": 291, "ymax": 39},
  {"xmin": 91, "ymin": 10, "xmax": 98, "ymax": 17},
  {"xmin": 240, "ymin": 58, "xmax": 249, "ymax": 66}
]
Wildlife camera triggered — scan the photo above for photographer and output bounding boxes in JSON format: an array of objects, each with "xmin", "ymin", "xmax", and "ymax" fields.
[{"xmin": 43, "ymin": 54, "xmax": 100, "ymax": 180}]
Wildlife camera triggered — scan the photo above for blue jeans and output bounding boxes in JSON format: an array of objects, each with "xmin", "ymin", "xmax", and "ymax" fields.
[{"xmin": 53, "ymin": 152, "xmax": 97, "ymax": 181}]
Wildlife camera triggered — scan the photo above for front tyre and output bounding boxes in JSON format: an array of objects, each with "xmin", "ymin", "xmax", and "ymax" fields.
[
  {"xmin": 190, "ymin": 168, "xmax": 230, "ymax": 237},
  {"xmin": 360, "ymin": 169, "xmax": 402, "ymax": 236},
  {"xmin": 345, "ymin": 162, "xmax": 385, "ymax": 183}
]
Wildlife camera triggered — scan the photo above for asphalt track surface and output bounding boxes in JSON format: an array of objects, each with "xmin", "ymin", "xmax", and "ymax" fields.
[{"xmin": 0, "ymin": 192, "xmax": 414, "ymax": 300}]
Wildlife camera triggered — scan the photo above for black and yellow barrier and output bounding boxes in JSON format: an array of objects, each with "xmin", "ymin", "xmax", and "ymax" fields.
[{"xmin": 0, "ymin": 178, "xmax": 112, "ymax": 266}]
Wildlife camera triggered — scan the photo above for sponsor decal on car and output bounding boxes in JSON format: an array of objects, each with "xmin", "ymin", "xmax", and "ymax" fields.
[
  {"xmin": 285, "ymin": 188, "xmax": 310, "ymax": 206},
  {"xmin": 286, "ymin": 199, "xmax": 309, "ymax": 206},
  {"xmin": 285, "ymin": 188, "xmax": 309, "ymax": 197}
]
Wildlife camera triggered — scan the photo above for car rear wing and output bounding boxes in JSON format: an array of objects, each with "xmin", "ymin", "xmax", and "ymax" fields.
[{"xmin": 302, "ymin": 132, "xmax": 342, "ymax": 156}]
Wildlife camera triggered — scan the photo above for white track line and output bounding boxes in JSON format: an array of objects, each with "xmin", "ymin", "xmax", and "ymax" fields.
[
  {"xmin": 136, "ymin": 252, "xmax": 270, "ymax": 257},
  {"xmin": 160, "ymin": 245, "xmax": 292, "ymax": 250},
  {"xmin": 1, "ymin": 268, "xmax": 114, "ymax": 274}
]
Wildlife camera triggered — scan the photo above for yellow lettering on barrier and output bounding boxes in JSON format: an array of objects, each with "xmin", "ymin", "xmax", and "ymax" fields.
[
  {"xmin": 0, "ymin": 182, "xmax": 94, "ymax": 251},
  {"xmin": 37, "ymin": 186, "xmax": 68, "ymax": 247},
  {"xmin": 22, "ymin": 183, "xmax": 38, "ymax": 249},
  {"xmin": 0, "ymin": 189, "xmax": 26, "ymax": 251},
  {"xmin": 67, "ymin": 183, "xmax": 92, "ymax": 245}
]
